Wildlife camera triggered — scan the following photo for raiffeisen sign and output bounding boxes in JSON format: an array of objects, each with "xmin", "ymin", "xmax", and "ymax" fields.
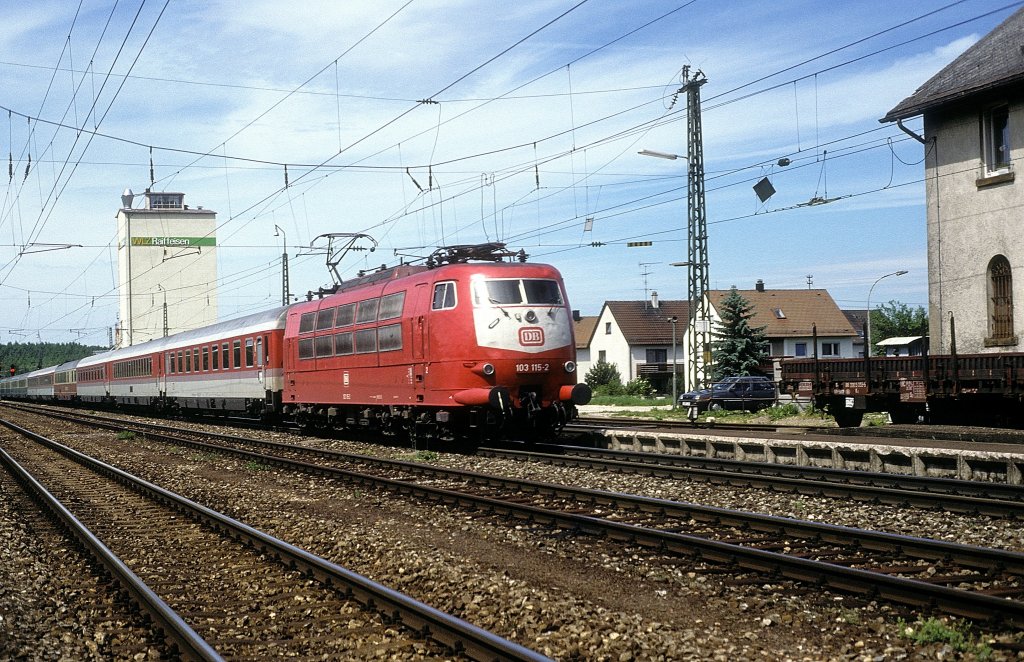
[{"xmin": 131, "ymin": 236, "xmax": 217, "ymax": 247}]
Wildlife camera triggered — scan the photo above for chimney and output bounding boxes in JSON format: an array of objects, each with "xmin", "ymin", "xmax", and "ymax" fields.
[
  {"xmin": 755, "ymin": 279, "xmax": 765, "ymax": 292},
  {"xmin": 651, "ymin": 291, "xmax": 659, "ymax": 309},
  {"xmin": 572, "ymin": 309, "xmax": 581, "ymax": 322}
]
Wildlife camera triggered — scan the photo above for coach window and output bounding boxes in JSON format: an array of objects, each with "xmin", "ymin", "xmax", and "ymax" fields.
[
  {"xmin": 202, "ymin": 347, "xmax": 209, "ymax": 371},
  {"xmin": 233, "ymin": 340, "xmax": 242, "ymax": 368},
  {"xmin": 212, "ymin": 344, "xmax": 219, "ymax": 370},
  {"xmin": 169, "ymin": 352, "xmax": 176, "ymax": 374},
  {"xmin": 335, "ymin": 303, "xmax": 355, "ymax": 327},
  {"xmin": 316, "ymin": 307, "xmax": 336, "ymax": 330},
  {"xmin": 178, "ymin": 350, "xmax": 185, "ymax": 373},
  {"xmin": 186, "ymin": 349, "xmax": 192, "ymax": 373},
  {"xmin": 356, "ymin": 298, "xmax": 379, "ymax": 324},
  {"xmin": 299, "ymin": 312, "xmax": 316, "ymax": 334},
  {"xmin": 193, "ymin": 348, "xmax": 200, "ymax": 373},
  {"xmin": 222, "ymin": 342, "xmax": 230, "ymax": 368},
  {"xmin": 256, "ymin": 337, "xmax": 264, "ymax": 365},
  {"xmin": 245, "ymin": 338, "xmax": 255, "ymax": 367},
  {"xmin": 432, "ymin": 281, "xmax": 456, "ymax": 310}
]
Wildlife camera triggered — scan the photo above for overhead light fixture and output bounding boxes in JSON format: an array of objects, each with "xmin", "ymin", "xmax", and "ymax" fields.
[
  {"xmin": 777, "ymin": 157, "xmax": 791, "ymax": 167},
  {"xmin": 638, "ymin": 149, "xmax": 687, "ymax": 160}
]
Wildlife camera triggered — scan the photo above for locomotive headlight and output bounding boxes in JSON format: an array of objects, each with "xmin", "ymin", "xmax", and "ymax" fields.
[
  {"xmin": 564, "ymin": 360, "xmax": 576, "ymax": 373},
  {"xmin": 525, "ymin": 310, "xmax": 538, "ymax": 323},
  {"xmin": 482, "ymin": 363, "xmax": 496, "ymax": 376}
]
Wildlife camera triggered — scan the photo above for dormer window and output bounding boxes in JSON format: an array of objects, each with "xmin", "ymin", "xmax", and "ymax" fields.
[
  {"xmin": 773, "ymin": 307, "xmax": 786, "ymax": 319},
  {"xmin": 983, "ymin": 105, "xmax": 1011, "ymax": 173}
]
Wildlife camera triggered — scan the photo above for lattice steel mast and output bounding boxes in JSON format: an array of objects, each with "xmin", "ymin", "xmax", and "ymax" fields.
[{"xmin": 684, "ymin": 67, "xmax": 710, "ymax": 390}]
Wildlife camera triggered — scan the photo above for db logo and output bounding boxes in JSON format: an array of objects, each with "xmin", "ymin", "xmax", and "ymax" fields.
[{"xmin": 519, "ymin": 327, "xmax": 544, "ymax": 346}]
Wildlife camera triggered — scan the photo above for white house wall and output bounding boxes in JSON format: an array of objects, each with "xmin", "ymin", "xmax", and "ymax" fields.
[
  {"xmin": 587, "ymin": 307, "xmax": 633, "ymax": 381},
  {"xmin": 924, "ymin": 100, "xmax": 1023, "ymax": 353}
]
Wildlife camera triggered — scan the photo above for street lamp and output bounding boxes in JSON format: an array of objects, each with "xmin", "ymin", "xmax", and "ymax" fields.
[
  {"xmin": 866, "ymin": 270, "xmax": 908, "ymax": 353},
  {"xmin": 668, "ymin": 316, "xmax": 678, "ymax": 407},
  {"xmin": 638, "ymin": 149, "xmax": 688, "ymax": 161},
  {"xmin": 274, "ymin": 225, "xmax": 290, "ymax": 306}
]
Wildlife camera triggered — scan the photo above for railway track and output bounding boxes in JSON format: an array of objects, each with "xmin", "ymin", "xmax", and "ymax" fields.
[
  {"xmin": 569, "ymin": 416, "xmax": 829, "ymax": 435},
  {"xmin": 12, "ymin": 404, "xmax": 1024, "ymax": 626},
  {"xmin": 481, "ymin": 444, "xmax": 1024, "ymax": 518},
  {"xmin": 0, "ymin": 415, "xmax": 549, "ymax": 661}
]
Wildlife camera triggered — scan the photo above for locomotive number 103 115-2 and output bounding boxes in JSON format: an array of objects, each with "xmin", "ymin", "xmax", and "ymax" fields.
[{"xmin": 516, "ymin": 363, "xmax": 550, "ymax": 373}]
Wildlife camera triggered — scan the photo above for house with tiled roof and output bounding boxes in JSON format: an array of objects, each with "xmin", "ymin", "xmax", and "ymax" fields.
[
  {"xmin": 881, "ymin": 7, "xmax": 1023, "ymax": 354},
  {"xmin": 577, "ymin": 296, "xmax": 689, "ymax": 394},
  {"xmin": 576, "ymin": 283, "xmax": 857, "ymax": 392},
  {"xmin": 572, "ymin": 312, "xmax": 598, "ymax": 368},
  {"xmin": 842, "ymin": 309, "xmax": 869, "ymax": 358},
  {"xmin": 705, "ymin": 281, "xmax": 860, "ymax": 380}
]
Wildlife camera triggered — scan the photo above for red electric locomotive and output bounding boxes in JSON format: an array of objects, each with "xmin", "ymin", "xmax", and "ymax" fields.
[{"xmin": 282, "ymin": 244, "xmax": 591, "ymax": 442}]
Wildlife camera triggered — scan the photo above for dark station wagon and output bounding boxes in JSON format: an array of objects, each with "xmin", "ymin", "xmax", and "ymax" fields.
[{"xmin": 678, "ymin": 375, "xmax": 777, "ymax": 412}]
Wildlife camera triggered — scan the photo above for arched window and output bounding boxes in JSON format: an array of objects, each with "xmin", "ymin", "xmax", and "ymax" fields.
[{"xmin": 988, "ymin": 255, "xmax": 1014, "ymax": 341}]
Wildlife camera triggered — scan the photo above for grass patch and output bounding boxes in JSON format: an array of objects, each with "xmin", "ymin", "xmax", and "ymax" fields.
[
  {"xmin": 406, "ymin": 450, "xmax": 439, "ymax": 462},
  {"xmin": 897, "ymin": 617, "xmax": 991, "ymax": 658},
  {"xmin": 115, "ymin": 430, "xmax": 136, "ymax": 441},
  {"xmin": 244, "ymin": 460, "xmax": 271, "ymax": 472},
  {"xmin": 589, "ymin": 395, "xmax": 672, "ymax": 407}
]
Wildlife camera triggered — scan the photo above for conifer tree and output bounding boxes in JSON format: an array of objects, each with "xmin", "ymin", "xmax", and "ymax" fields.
[{"xmin": 711, "ymin": 287, "xmax": 769, "ymax": 379}]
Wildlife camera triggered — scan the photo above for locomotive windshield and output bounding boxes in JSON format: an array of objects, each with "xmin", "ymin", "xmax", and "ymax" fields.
[{"xmin": 473, "ymin": 278, "xmax": 563, "ymax": 306}]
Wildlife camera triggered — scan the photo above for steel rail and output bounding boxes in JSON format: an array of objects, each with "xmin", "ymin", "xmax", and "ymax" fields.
[
  {"xmin": 0, "ymin": 417, "xmax": 551, "ymax": 662},
  {"xmin": 15, "ymin": 408, "xmax": 1024, "ymax": 624},
  {"xmin": 477, "ymin": 446, "xmax": 1024, "ymax": 517},
  {"xmin": 0, "ymin": 444, "xmax": 223, "ymax": 662}
]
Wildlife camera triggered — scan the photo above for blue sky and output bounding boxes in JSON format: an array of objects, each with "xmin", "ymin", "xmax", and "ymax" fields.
[{"xmin": 1, "ymin": 0, "xmax": 1019, "ymax": 345}]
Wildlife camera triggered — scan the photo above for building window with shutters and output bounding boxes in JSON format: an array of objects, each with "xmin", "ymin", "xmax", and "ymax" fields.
[
  {"xmin": 982, "ymin": 105, "xmax": 1011, "ymax": 174},
  {"xmin": 986, "ymin": 254, "xmax": 1016, "ymax": 346}
]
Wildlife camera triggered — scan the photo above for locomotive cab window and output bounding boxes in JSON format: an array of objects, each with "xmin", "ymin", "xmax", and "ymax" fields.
[
  {"xmin": 472, "ymin": 278, "xmax": 563, "ymax": 306},
  {"xmin": 432, "ymin": 282, "xmax": 457, "ymax": 310}
]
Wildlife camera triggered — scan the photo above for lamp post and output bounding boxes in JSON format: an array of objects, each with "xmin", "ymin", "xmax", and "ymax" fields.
[
  {"xmin": 866, "ymin": 269, "xmax": 908, "ymax": 354},
  {"xmin": 274, "ymin": 225, "xmax": 290, "ymax": 306},
  {"xmin": 668, "ymin": 316, "xmax": 678, "ymax": 407}
]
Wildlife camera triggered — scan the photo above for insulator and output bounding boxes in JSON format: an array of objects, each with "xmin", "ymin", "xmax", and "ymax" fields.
[
  {"xmin": 24, "ymin": 154, "xmax": 30, "ymax": 181},
  {"xmin": 284, "ymin": 164, "xmax": 289, "ymax": 188}
]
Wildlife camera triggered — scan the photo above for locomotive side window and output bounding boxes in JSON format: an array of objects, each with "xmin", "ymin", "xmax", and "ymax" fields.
[
  {"xmin": 314, "ymin": 335, "xmax": 333, "ymax": 358},
  {"xmin": 335, "ymin": 303, "xmax": 355, "ymax": 327},
  {"xmin": 233, "ymin": 340, "xmax": 242, "ymax": 369},
  {"xmin": 298, "ymin": 338, "xmax": 314, "ymax": 360},
  {"xmin": 378, "ymin": 324, "xmax": 402, "ymax": 351},
  {"xmin": 299, "ymin": 312, "xmax": 316, "ymax": 333},
  {"xmin": 334, "ymin": 332, "xmax": 354, "ymax": 355},
  {"xmin": 356, "ymin": 299, "xmax": 379, "ymax": 324},
  {"xmin": 354, "ymin": 328, "xmax": 377, "ymax": 353},
  {"xmin": 432, "ymin": 282, "xmax": 457, "ymax": 310},
  {"xmin": 378, "ymin": 292, "xmax": 406, "ymax": 320},
  {"xmin": 315, "ymin": 307, "xmax": 336, "ymax": 330},
  {"xmin": 245, "ymin": 338, "xmax": 255, "ymax": 367},
  {"xmin": 212, "ymin": 345, "xmax": 219, "ymax": 370}
]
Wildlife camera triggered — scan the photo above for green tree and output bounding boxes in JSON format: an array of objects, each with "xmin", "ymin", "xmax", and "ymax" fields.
[
  {"xmin": 869, "ymin": 300, "xmax": 928, "ymax": 355},
  {"xmin": 711, "ymin": 287, "xmax": 769, "ymax": 379},
  {"xmin": 0, "ymin": 342, "xmax": 104, "ymax": 374}
]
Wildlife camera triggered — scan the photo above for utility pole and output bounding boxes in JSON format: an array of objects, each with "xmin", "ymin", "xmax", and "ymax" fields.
[
  {"xmin": 274, "ymin": 225, "xmax": 290, "ymax": 306},
  {"xmin": 683, "ymin": 66, "xmax": 710, "ymax": 390}
]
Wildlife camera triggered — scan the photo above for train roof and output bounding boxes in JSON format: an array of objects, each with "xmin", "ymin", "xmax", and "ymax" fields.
[
  {"xmin": 55, "ymin": 359, "xmax": 81, "ymax": 372},
  {"xmin": 77, "ymin": 306, "xmax": 290, "ymax": 367}
]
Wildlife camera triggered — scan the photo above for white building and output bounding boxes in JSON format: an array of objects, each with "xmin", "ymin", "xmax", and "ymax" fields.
[
  {"xmin": 882, "ymin": 7, "xmax": 1023, "ymax": 354},
  {"xmin": 116, "ymin": 190, "xmax": 219, "ymax": 346}
]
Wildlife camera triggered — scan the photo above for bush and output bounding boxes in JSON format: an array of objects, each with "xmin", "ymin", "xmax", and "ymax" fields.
[
  {"xmin": 594, "ymin": 381, "xmax": 624, "ymax": 397},
  {"xmin": 624, "ymin": 376, "xmax": 654, "ymax": 398},
  {"xmin": 585, "ymin": 360, "xmax": 622, "ymax": 390},
  {"xmin": 766, "ymin": 403, "xmax": 801, "ymax": 420}
]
